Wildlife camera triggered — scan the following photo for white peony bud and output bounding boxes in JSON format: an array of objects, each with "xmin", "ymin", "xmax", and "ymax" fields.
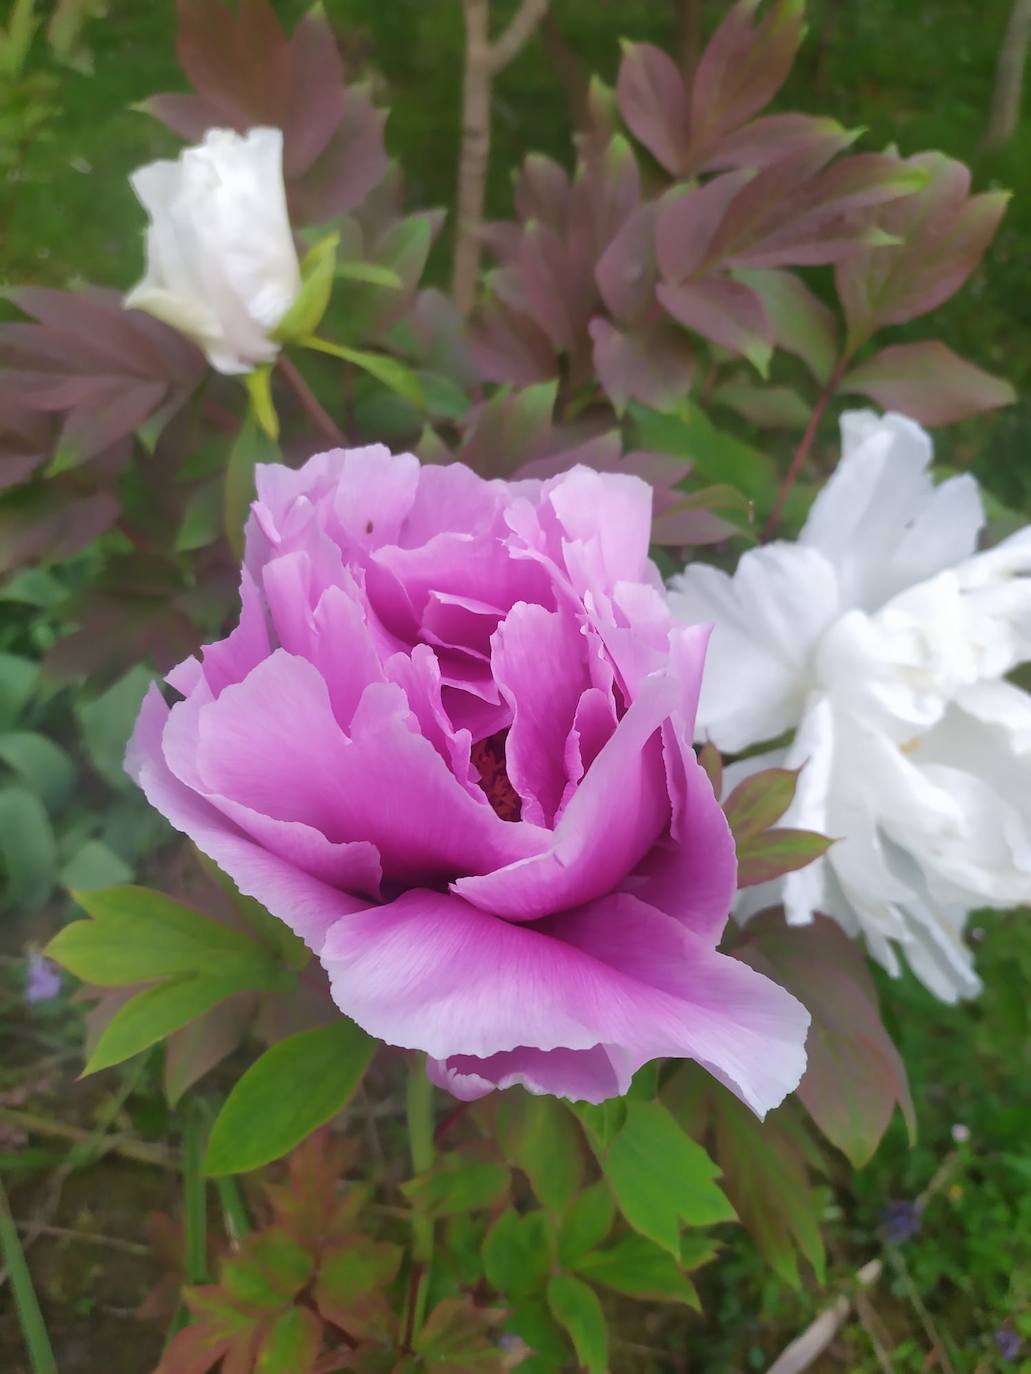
[{"xmin": 125, "ymin": 127, "xmax": 301, "ymax": 375}]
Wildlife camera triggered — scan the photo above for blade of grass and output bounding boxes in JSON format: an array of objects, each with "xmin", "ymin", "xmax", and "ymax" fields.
[
  {"xmin": 0, "ymin": 1176, "xmax": 58, "ymax": 1374},
  {"xmin": 166, "ymin": 1098, "xmax": 210, "ymax": 1342}
]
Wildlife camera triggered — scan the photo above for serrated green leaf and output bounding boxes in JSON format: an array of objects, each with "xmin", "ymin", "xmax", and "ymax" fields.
[
  {"xmin": 403, "ymin": 1155, "xmax": 509, "ymax": 1220},
  {"xmin": 501, "ymin": 1092, "xmax": 584, "ymax": 1214},
  {"xmin": 575, "ymin": 1233, "xmax": 700, "ymax": 1307},
  {"xmin": 47, "ymin": 885, "xmax": 277, "ymax": 986},
  {"xmin": 256, "ymin": 1305, "xmax": 321, "ymax": 1374},
  {"xmin": 546, "ymin": 1274, "xmax": 607, "ymax": 1374},
  {"xmin": 223, "ymin": 1227, "xmax": 314, "ymax": 1311},
  {"xmin": 557, "ymin": 1183, "xmax": 615, "ymax": 1266},
  {"xmin": 85, "ymin": 969, "xmax": 276, "ymax": 1074},
  {"xmin": 582, "ymin": 1098, "xmax": 734, "ymax": 1255},
  {"xmin": 204, "ymin": 1019, "xmax": 375, "ymax": 1175},
  {"xmin": 482, "ymin": 1209, "xmax": 552, "ymax": 1300}
]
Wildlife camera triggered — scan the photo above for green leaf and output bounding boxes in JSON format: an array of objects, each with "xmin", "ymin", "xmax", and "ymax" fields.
[
  {"xmin": 415, "ymin": 1297, "xmax": 503, "ymax": 1368},
  {"xmin": 85, "ymin": 969, "xmax": 273, "ymax": 1074},
  {"xmin": 58, "ymin": 840, "xmax": 133, "ymax": 893},
  {"xmin": 273, "ymin": 232, "xmax": 339, "ymax": 343},
  {"xmin": 204, "ymin": 1019, "xmax": 375, "ymax": 1175},
  {"xmin": 244, "ymin": 365, "xmax": 280, "ymax": 440},
  {"xmin": 334, "ymin": 259, "xmax": 403, "ymax": 288},
  {"xmin": 0, "ymin": 653, "xmax": 38, "ymax": 730},
  {"xmin": 224, "ymin": 407, "xmax": 282, "ymax": 560},
  {"xmin": 302, "ymin": 335, "xmax": 425, "ymax": 408},
  {"xmin": 558, "ymin": 1182, "xmax": 615, "ymax": 1267},
  {"xmin": 575, "ymin": 1233, "xmax": 700, "ymax": 1307},
  {"xmin": 223, "ymin": 1228, "xmax": 314, "ymax": 1310},
  {"xmin": 629, "ymin": 399, "xmax": 779, "ymax": 513},
  {"xmin": 0, "ymin": 731, "xmax": 76, "ymax": 811},
  {"xmin": 176, "ymin": 479, "xmax": 223, "ymax": 553},
  {"xmin": 256, "ymin": 1306, "xmax": 321, "ymax": 1374},
  {"xmin": 482, "ymin": 1209, "xmax": 552, "ymax": 1300},
  {"xmin": 76, "ymin": 667, "xmax": 155, "ymax": 789},
  {"xmin": 501, "ymin": 1092, "xmax": 584, "ymax": 1214},
  {"xmin": 402, "ymin": 1154, "xmax": 509, "ymax": 1220},
  {"xmin": 581, "ymin": 1099, "xmax": 734, "ymax": 1255},
  {"xmin": 0, "ymin": 784, "xmax": 56, "ymax": 909},
  {"xmin": 47, "ymin": 885, "xmax": 277, "ymax": 986},
  {"xmin": 723, "ymin": 768, "xmax": 799, "ymax": 843},
  {"xmin": 736, "ymin": 827, "xmax": 834, "ymax": 886},
  {"xmin": 546, "ymin": 1274, "xmax": 607, "ymax": 1374},
  {"xmin": 315, "ymin": 1237, "xmax": 402, "ymax": 1310},
  {"xmin": 196, "ymin": 853, "xmax": 310, "ymax": 971}
]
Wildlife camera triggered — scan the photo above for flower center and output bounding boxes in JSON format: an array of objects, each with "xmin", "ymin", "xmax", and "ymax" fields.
[{"xmin": 471, "ymin": 729, "xmax": 522, "ymax": 822}]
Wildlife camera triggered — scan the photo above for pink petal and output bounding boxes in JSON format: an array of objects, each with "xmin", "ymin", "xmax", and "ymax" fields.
[
  {"xmin": 126, "ymin": 687, "xmax": 368, "ymax": 952},
  {"xmin": 321, "ymin": 887, "xmax": 809, "ymax": 1114}
]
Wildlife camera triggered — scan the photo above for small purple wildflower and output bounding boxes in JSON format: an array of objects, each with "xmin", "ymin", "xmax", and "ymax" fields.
[
  {"xmin": 995, "ymin": 1329, "xmax": 1023, "ymax": 1362},
  {"xmin": 881, "ymin": 1199, "xmax": 921, "ymax": 1244},
  {"xmin": 25, "ymin": 953, "xmax": 60, "ymax": 1004}
]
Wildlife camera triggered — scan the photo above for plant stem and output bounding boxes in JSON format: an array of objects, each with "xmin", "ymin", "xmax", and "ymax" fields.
[
  {"xmin": 403, "ymin": 1056, "xmax": 435, "ymax": 1345},
  {"xmin": 0, "ymin": 1177, "xmax": 57, "ymax": 1374},
  {"xmin": 278, "ymin": 353, "xmax": 344, "ymax": 445},
  {"xmin": 762, "ymin": 354, "xmax": 850, "ymax": 540}
]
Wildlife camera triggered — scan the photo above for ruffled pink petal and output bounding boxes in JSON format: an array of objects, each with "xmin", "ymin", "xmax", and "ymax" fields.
[
  {"xmin": 491, "ymin": 601, "xmax": 591, "ymax": 827},
  {"xmin": 190, "ymin": 651, "xmax": 548, "ymax": 887},
  {"xmin": 320, "ymin": 887, "xmax": 809, "ymax": 1115},
  {"xmin": 451, "ymin": 669, "xmax": 678, "ymax": 920},
  {"xmin": 126, "ymin": 686, "xmax": 369, "ymax": 951},
  {"xmin": 429, "ymin": 1045, "xmax": 625, "ymax": 1104}
]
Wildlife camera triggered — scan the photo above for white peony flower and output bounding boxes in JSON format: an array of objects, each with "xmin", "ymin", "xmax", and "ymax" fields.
[
  {"xmin": 671, "ymin": 411, "xmax": 1031, "ymax": 1002},
  {"xmin": 125, "ymin": 128, "xmax": 301, "ymax": 375}
]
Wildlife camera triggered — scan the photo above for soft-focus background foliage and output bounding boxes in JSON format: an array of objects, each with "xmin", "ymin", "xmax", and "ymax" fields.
[{"xmin": 1, "ymin": 3, "xmax": 1029, "ymax": 1372}]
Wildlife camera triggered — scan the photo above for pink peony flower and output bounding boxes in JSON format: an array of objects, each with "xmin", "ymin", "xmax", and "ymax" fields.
[{"xmin": 127, "ymin": 446, "xmax": 808, "ymax": 1109}]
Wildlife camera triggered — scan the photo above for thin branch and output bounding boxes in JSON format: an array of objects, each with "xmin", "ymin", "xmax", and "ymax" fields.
[
  {"xmin": 277, "ymin": 354, "xmax": 344, "ymax": 446},
  {"xmin": 452, "ymin": 0, "xmax": 550, "ymax": 316},
  {"xmin": 488, "ymin": 0, "xmax": 549, "ymax": 72},
  {"xmin": 0, "ymin": 1105, "xmax": 173, "ymax": 1168},
  {"xmin": 15, "ymin": 1221, "xmax": 149, "ymax": 1256},
  {"xmin": 762, "ymin": 353, "xmax": 850, "ymax": 539},
  {"xmin": 983, "ymin": 0, "xmax": 1031, "ymax": 150}
]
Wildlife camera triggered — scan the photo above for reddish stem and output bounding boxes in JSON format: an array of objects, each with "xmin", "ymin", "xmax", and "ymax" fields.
[
  {"xmin": 278, "ymin": 354, "xmax": 344, "ymax": 445},
  {"xmin": 433, "ymin": 1100, "xmax": 473, "ymax": 1146},
  {"xmin": 762, "ymin": 354, "xmax": 850, "ymax": 540}
]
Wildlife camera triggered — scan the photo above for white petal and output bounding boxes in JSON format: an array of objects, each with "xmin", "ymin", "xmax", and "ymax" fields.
[
  {"xmin": 801, "ymin": 410, "xmax": 983, "ymax": 612},
  {"xmin": 669, "ymin": 545, "xmax": 840, "ymax": 751}
]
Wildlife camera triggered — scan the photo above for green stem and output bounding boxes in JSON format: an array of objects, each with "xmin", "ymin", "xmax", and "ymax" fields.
[
  {"xmin": 404, "ymin": 1056, "xmax": 436, "ymax": 1344},
  {"xmin": 0, "ymin": 1177, "xmax": 58, "ymax": 1374}
]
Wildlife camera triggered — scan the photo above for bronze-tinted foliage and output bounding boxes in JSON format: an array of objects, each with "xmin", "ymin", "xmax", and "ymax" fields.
[
  {"xmin": 472, "ymin": 0, "xmax": 1011, "ymax": 431},
  {"xmin": 144, "ymin": 0, "xmax": 388, "ymax": 226}
]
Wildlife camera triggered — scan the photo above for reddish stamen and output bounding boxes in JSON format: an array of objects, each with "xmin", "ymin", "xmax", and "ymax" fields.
[{"xmin": 471, "ymin": 729, "xmax": 522, "ymax": 822}]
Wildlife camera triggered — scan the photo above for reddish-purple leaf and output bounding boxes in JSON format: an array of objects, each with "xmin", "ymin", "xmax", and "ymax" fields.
[
  {"xmin": 589, "ymin": 316, "xmax": 694, "ymax": 415},
  {"xmin": 288, "ymin": 84, "xmax": 388, "ymax": 225},
  {"xmin": 689, "ymin": 0, "xmax": 805, "ymax": 165},
  {"xmin": 655, "ymin": 171, "xmax": 755, "ymax": 282},
  {"xmin": 835, "ymin": 152, "xmax": 1009, "ymax": 342},
  {"xmin": 736, "ymin": 911, "xmax": 916, "ymax": 1167},
  {"xmin": 616, "ymin": 41, "xmax": 691, "ymax": 175},
  {"xmin": 658, "ymin": 278, "xmax": 772, "ymax": 373},
  {"xmin": 723, "ymin": 768, "xmax": 799, "ymax": 842},
  {"xmin": 514, "ymin": 152, "xmax": 571, "ymax": 231},
  {"xmin": 164, "ymin": 991, "xmax": 257, "ymax": 1106},
  {"xmin": 0, "ymin": 487, "xmax": 119, "ymax": 574},
  {"xmin": 0, "ymin": 406, "xmax": 50, "ymax": 490},
  {"xmin": 470, "ymin": 296, "xmax": 556, "ymax": 386},
  {"xmin": 736, "ymin": 828, "xmax": 832, "ymax": 887},
  {"xmin": 714, "ymin": 379, "xmax": 810, "ymax": 429},
  {"xmin": 154, "ymin": 1320, "xmax": 237, "ymax": 1374},
  {"xmin": 842, "ymin": 340, "xmax": 1015, "ymax": 425},
  {"xmin": 282, "ymin": 11, "xmax": 347, "ymax": 176},
  {"xmin": 595, "ymin": 203, "xmax": 657, "ymax": 323},
  {"xmin": 174, "ymin": 0, "xmax": 291, "ymax": 131},
  {"xmin": 734, "ymin": 268, "xmax": 838, "ymax": 382},
  {"xmin": 696, "ymin": 113, "xmax": 855, "ymax": 175}
]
